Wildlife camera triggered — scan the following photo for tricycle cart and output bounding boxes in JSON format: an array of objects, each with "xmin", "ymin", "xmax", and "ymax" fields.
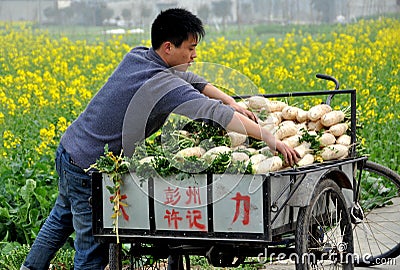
[{"xmin": 92, "ymin": 75, "xmax": 400, "ymax": 269}]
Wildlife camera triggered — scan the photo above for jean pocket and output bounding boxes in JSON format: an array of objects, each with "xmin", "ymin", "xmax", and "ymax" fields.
[{"xmin": 64, "ymin": 169, "xmax": 92, "ymax": 213}]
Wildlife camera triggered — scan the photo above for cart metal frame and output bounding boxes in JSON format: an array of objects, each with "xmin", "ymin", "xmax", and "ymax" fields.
[{"xmin": 92, "ymin": 89, "xmax": 367, "ymax": 269}]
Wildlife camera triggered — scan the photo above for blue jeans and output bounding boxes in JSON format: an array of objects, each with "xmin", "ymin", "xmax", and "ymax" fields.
[{"xmin": 21, "ymin": 144, "xmax": 108, "ymax": 270}]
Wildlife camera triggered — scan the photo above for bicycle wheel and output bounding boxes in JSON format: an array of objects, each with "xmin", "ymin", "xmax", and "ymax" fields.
[
  {"xmin": 353, "ymin": 160, "xmax": 400, "ymax": 266},
  {"xmin": 295, "ymin": 178, "xmax": 354, "ymax": 270}
]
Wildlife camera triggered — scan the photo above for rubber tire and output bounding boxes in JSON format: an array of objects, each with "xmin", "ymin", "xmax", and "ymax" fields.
[
  {"xmin": 353, "ymin": 160, "xmax": 400, "ymax": 266},
  {"xmin": 295, "ymin": 178, "xmax": 354, "ymax": 270}
]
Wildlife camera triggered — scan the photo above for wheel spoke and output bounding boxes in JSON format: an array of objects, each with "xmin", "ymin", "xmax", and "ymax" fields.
[
  {"xmin": 353, "ymin": 161, "xmax": 400, "ymax": 265},
  {"xmin": 296, "ymin": 179, "xmax": 353, "ymax": 270}
]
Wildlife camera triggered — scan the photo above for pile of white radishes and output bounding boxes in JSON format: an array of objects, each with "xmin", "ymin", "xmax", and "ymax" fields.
[
  {"xmin": 139, "ymin": 96, "xmax": 353, "ymax": 175},
  {"xmin": 235, "ymin": 95, "xmax": 352, "ymax": 173}
]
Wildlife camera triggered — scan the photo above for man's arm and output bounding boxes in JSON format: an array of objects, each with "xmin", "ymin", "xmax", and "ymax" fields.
[
  {"xmin": 202, "ymin": 83, "xmax": 257, "ymax": 122},
  {"xmin": 226, "ymin": 112, "xmax": 300, "ymax": 166}
]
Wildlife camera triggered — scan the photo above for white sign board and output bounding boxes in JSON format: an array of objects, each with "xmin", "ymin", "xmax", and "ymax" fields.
[
  {"xmin": 153, "ymin": 175, "xmax": 208, "ymax": 231},
  {"xmin": 103, "ymin": 173, "xmax": 150, "ymax": 229},
  {"xmin": 102, "ymin": 173, "xmax": 271, "ymax": 234}
]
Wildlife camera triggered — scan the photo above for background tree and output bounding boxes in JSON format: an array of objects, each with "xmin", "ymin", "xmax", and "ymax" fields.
[
  {"xmin": 238, "ymin": 1, "xmax": 252, "ymax": 24},
  {"xmin": 94, "ymin": 2, "xmax": 113, "ymax": 26},
  {"xmin": 139, "ymin": 3, "xmax": 153, "ymax": 26},
  {"xmin": 212, "ymin": 0, "xmax": 232, "ymax": 27},
  {"xmin": 311, "ymin": 0, "xmax": 336, "ymax": 23},
  {"xmin": 197, "ymin": 4, "xmax": 210, "ymax": 24},
  {"xmin": 43, "ymin": 6, "xmax": 58, "ymax": 24},
  {"xmin": 122, "ymin": 8, "xmax": 132, "ymax": 25}
]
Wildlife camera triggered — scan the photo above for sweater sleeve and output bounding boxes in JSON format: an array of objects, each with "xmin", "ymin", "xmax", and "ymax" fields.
[
  {"xmin": 174, "ymin": 70, "xmax": 208, "ymax": 91},
  {"xmin": 122, "ymin": 69, "xmax": 234, "ymax": 156}
]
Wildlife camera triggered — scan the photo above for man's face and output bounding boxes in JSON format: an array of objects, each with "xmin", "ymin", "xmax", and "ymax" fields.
[{"xmin": 168, "ymin": 34, "xmax": 198, "ymax": 71}]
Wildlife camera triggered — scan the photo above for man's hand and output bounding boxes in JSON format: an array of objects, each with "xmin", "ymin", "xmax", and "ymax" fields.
[
  {"xmin": 230, "ymin": 102, "xmax": 258, "ymax": 123},
  {"xmin": 275, "ymin": 140, "xmax": 301, "ymax": 167},
  {"xmin": 201, "ymin": 84, "xmax": 258, "ymax": 122}
]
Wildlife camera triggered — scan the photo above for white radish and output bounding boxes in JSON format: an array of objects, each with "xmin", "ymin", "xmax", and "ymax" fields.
[
  {"xmin": 257, "ymin": 146, "xmax": 275, "ymax": 157},
  {"xmin": 227, "ymin": 132, "xmax": 247, "ymax": 147},
  {"xmin": 265, "ymin": 100, "xmax": 287, "ymax": 112},
  {"xmin": 318, "ymin": 133, "xmax": 336, "ymax": 147},
  {"xmin": 261, "ymin": 114, "xmax": 281, "ymax": 127},
  {"xmin": 299, "ymin": 129, "xmax": 318, "ymax": 137},
  {"xmin": 282, "ymin": 134, "xmax": 301, "ymax": 148},
  {"xmin": 294, "ymin": 143, "xmax": 313, "ymax": 158},
  {"xmin": 242, "ymin": 147, "xmax": 257, "ymax": 155},
  {"xmin": 307, "ymin": 120, "xmax": 324, "ymax": 131},
  {"xmin": 232, "ymin": 145, "xmax": 256, "ymax": 154},
  {"xmin": 320, "ymin": 110, "xmax": 345, "ymax": 127},
  {"xmin": 296, "ymin": 108, "xmax": 309, "ymax": 123},
  {"xmin": 236, "ymin": 101, "xmax": 248, "ymax": 110},
  {"xmin": 248, "ymin": 96, "xmax": 268, "ymax": 110},
  {"xmin": 231, "ymin": 152, "xmax": 250, "ymax": 162},
  {"xmin": 260, "ymin": 122, "xmax": 275, "ymax": 133},
  {"xmin": 249, "ymin": 153, "xmax": 268, "ymax": 166},
  {"xmin": 139, "ymin": 156, "xmax": 155, "ymax": 164},
  {"xmin": 321, "ymin": 144, "xmax": 349, "ymax": 160},
  {"xmin": 274, "ymin": 123, "xmax": 298, "ymax": 140},
  {"xmin": 336, "ymin": 134, "xmax": 351, "ymax": 146},
  {"xmin": 282, "ymin": 106, "xmax": 299, "ymax": 120},
  {"xmin": 174, "ymin": 147, "xmax": 206, "ymax": 161},
  {"xmin": 252, "ymin": 156, "xmax": 283, "ymax": 174},
  {"xmin": 259, "ymin": 115, "xmax": 279, "ymax": 132},
  {"xmin": 308, "ymin": 104, "xmax": 332, "ymax": 121},
  {"xmin": 296, "ymin": 123, "xmax": 308, "ymax": 133},
  {"xmin": 329, "ymin": 123, "xmax": 348, "ymax": 137},
  {"xmin": 202, "ymin": 146, "xmax": 231, "ymax": 163},
  {"xmin": 280, "ymin": 120, "xmax": 296, "ymax": 127},
  {"xmin": 297, "ymin": 153, "xmax": 315, "ymax": 167},
  {"xmin": 271, "ymin": 112, "xmax": 283, "ymax": 123},
  {"xmin": 233, "ymin": 145, "xmax": 247, "ymax": 150}
]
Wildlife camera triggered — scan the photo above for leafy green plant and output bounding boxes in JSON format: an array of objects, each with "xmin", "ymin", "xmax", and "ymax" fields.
[
  {"xmin": 360, "ymin": 171, "xmax": 397, "ymax": 210},
  {"xmin": 298, "ymin": 128, "xmax": 322, "ymax": 152},
  {"xmin": 0, "ymin": 243, "xmax": 74, "ymax": 270},
  {"xmin": 0, "ymin": 243, "xmax": 30, "ymax": 270},
  {"xmin": 131, "ymin": 118, "xmax": 253, "ymax": 179},
  {"xmin": 50, "ymin": 248, "xmax": 75, "ymax": 270},
  {"xmin": 86, "ymin": 145, "xmax": 131, "ymax": 243},
  {"xmin": 0, "ymin": 160, "xmax": 57, "ymax": 246}
]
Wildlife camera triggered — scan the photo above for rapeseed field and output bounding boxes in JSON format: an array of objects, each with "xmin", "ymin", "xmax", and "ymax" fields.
[{"xmin": 0, "ymin": 17, "xmax": 399, "ymax": 247}]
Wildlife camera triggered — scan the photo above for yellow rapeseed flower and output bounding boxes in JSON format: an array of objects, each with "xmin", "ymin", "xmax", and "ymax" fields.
[{"xmin": 57, "ymin": 116, "xmax": 69, "ymax": 133}]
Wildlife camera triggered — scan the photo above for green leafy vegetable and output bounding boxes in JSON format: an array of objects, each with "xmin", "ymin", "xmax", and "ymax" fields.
[{"xmin": 86, "ymin": 145, "xmax": 131, "ymax": 243}]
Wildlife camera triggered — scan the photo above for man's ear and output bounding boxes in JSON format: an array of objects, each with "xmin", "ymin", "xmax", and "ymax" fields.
[{"xmin": 162, "ymin": 41, "xmax": 173, "ymax": 54}]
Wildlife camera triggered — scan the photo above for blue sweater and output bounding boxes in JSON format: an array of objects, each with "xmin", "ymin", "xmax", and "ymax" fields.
[{"xmin": 60, "ymin": 47, "xmax": 235, "ymax": 170}]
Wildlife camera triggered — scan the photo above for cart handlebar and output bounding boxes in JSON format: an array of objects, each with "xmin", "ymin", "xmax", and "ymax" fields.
[{"xmin": 316, "ymin": 74, "xmax": 340, "ymax": 105}]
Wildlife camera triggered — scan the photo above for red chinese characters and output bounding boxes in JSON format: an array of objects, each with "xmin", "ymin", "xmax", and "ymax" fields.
[
  {"xmin": 185, "ymin": 186, "xmax": 201, "ymax": 205},
  {"xmin": 186, "ymin": 209, "xmax": 206, "ymax": 230},
  {"xmin": 163, "ymin": 209, "xmax": 182, "ymax": 229},
  {"xmin": 231, "ymin": 192, "xmax": 251, "ymax": 225},
  {"xmin": 162, "ymin": 186, "xmax": 253, "ymax": 231},
  {"xmin": 163, "ymin": 186, "xmax": 181, "ymax": 205},
  {"xmin": 163, "ymin": 186, "xmax": 206, "ymax": 231}
]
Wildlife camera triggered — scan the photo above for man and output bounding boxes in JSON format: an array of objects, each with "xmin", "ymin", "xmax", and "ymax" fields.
[{"xmin": 22, "ymin": 8, "xmax": 299, "ymax": 270}]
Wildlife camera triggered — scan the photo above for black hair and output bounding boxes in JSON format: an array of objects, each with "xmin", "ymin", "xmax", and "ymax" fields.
[{"xmin": 151, "ymin": 8, "xmax": 205, "ymax": 49}]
